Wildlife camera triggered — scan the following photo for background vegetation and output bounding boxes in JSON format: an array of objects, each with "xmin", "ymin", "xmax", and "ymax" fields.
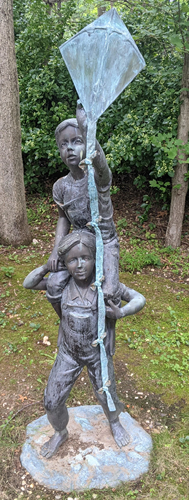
[{"xmin": 13, "ymin": 0, "xmax": 187, "ymax": 206}]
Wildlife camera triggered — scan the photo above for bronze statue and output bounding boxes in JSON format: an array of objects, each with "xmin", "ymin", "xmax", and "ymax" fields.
[
  {"xmin": 40, "ymin": 230, "xmax": 145, "ymax": 458},
  {"xmin": 23, "ymin": 104, "xmax": 146, "ymax": 458},
  {"xmin": 23, "ymin": 8, "xmax": 146, "ymax": 461}
]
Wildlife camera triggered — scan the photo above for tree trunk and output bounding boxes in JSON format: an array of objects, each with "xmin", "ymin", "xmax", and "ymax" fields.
[
  {"xmin": 165, "ymin": 50, "xmax": 189, "ymax": 248},
  {"xmin": 0, "ymin": 0, "xmax": 31, "ymax": 246},
  {"xmin": 98, "ymin": 7, "xmax": 107, "ymax": 17}
]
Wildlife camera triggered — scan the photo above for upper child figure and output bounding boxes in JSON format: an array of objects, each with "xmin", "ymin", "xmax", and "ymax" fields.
[{"xmin": 23, "ymin": 102, "xmax": 120, "ymax": 348}]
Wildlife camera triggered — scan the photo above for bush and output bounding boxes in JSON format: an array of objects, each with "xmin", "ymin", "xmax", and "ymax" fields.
[
  {"xmin": 13, "ymin": 0, "xmax": 183, "ymax": 198},
  {"xmin": 120, "ymin": 247, "xmax": 161, "ymax": 273},
  {"xmin": 98, "ymin": 54, "xmax": 181, "ymax": 198},
  {"xmin": 14, "ymin": 0, "xmax": 95, "ymax": 190}
]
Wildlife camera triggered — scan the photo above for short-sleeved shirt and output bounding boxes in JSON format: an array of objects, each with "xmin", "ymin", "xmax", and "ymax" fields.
[{"xmin": 53, "ymin": 172, "xmax": 116, "ymax": 242}]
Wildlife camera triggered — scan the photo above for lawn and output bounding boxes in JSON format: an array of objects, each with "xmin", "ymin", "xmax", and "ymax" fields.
[{"xmin": 0, "ymin": 192, "xmax": 188, "ymax": 500}]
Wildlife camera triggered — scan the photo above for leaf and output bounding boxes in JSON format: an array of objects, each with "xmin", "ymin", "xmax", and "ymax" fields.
[
  {"xmin": 179, "ymin": 437, "xmax": 185, "ymax": 443},
  {"xmin": 29, "ymin": 322, "xmax": 41, "ymax": 331},
  {"xmin": 18, "ymin": 395, "xmax": 27, "ymax": 402},
  {"xmin": 169, "ymin": 34, "xmax": 183, "ymax": 49},
  {"xmin": 167, "ymin": 147, "xmax": 177, "ymax": 159},
  {"xmin": 181, "ymin": 5, "xmax": 189, "ymax": 13},
  {"xmin": 149, "ymin": 179, "xmax": 158, "ymax": 188}
]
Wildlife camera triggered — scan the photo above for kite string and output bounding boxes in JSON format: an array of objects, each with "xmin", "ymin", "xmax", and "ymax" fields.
[{"xmin": 86, "ymin": 123, "xmax": 116, "ymax": 412}]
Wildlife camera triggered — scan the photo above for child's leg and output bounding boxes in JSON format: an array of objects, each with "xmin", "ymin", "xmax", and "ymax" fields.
[
  {"xmin": 103, "ymin": 237, "xmax": 121, "ymax": 355},
  {"xmin": 102, "ymin": 237, "xmax": 120, "ymax": 299},
  {"xmin": 87, "ymin": 353, "xmax": 129, "ymax": 447},
  {"xmin": 41, "ymin": 347, "xmax": 83, "ymax": 458},
  {"xmin": 41, "ymin": 396, "xmax": 69, "ymax": 459}
]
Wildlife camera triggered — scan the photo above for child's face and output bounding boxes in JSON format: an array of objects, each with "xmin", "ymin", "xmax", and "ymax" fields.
[
  {"xmin": 64, "ymin": 243, "xmax": 95, "ymax": 284},
  {"xmin": 58, "ymin": 126, "xmax": 86, "ymax": 170}
]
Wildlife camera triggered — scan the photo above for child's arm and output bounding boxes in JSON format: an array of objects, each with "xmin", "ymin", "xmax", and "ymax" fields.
[
  {"xmin": 47, "ymin": 207, "xmax": 71, "ymax": 272},
  {"xmin": 76, "ymin": 101, "xmax": 111, "ymax": 187},
  {"xmin": 106, "ymin": 283, "xmax": 146, "ymax": 320}
]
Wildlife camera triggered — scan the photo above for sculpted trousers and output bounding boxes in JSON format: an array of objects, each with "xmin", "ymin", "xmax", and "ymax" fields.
[{"xmin": 44, "ymin": 342, "xmax": 124, "ymax": 432}]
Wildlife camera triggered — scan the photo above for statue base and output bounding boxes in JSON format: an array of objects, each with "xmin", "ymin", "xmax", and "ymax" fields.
[{"xmin": 20, "ymin": 405, "xmax": 152, "ymax": 492}]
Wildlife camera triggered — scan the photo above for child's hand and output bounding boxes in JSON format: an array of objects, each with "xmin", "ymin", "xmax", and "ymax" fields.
[
  {"xmin": 105, "ymin": 300, "xmax": 123, "ymax": 319},
  {"xmin": 47, "ymin": 248, "xmax": 59, "ymax": 272},
  {"xmin": 76, "ymin": 100, "xmax": 87, "ymax": 131}
]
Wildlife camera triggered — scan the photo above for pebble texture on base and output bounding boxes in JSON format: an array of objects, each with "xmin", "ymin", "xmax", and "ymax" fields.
[{"xmin": 20, "ymin": 405, "xmax": 152, "ymax": 492}]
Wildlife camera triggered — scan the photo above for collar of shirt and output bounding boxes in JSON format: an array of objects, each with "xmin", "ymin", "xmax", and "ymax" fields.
[{"xmin": 69, "ymin": 277, "xmax": 96, "ymax": 303}]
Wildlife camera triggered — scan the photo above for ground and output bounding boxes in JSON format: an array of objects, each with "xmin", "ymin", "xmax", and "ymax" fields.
[{"xmin": 0, "ymin": 180, "xmax": 189, "ymax": 500}]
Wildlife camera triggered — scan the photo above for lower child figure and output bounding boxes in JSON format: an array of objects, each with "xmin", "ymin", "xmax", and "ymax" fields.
[{"xmin": 41, "ymin": 230, "xmax": 146, "ymax": 459}]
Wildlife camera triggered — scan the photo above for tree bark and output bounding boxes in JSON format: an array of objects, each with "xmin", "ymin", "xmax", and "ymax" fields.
[
  {"xmin": 98, "ymin": 7, "xmax": 107, "ymax": 17},
  {"xmin": 0, "ymin": 0, "xmax": 31, "ymax": 246},
  {"xmin": 165, "ymin": 50, "xmax": 189, "ymax": 248}
]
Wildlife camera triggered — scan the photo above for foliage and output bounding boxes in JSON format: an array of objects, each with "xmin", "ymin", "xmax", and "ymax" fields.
[
  {"xmin": 1, "ymin": 266, "xmax": 15, "ymax": 278},
  {"xmin": 116, "ymin": 208, "xmax": 189, "ymax": 277},
  {"xmin": 13, "ymin": 0, "xmax": 189, "ymax": 199},
  {"xmin": 13, "ymin": 0, "xmax": 95, "ymax": 190},
  {"xmin": 99, "ymin": 58, "xmax": 180, "ymax": 184},
  {"xmin": 119, "ymin": 240, "xmax": 189, "ymax": 279},
  {"xmin": 97, "ymin": 0, "xmax": 186, "ymax": 199},
  {"xmin": 119, "ymin": 246, "xmax": 161, "ymax": 272}
]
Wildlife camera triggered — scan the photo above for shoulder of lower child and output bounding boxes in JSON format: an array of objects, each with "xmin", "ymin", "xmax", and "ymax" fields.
[
  {"xmin": 53, "ymin": 173, "xmax": 71, "ymax": 188},
  {"xmin": 53, "ymin": 173, "xmax": 72, "ymax": 197}
]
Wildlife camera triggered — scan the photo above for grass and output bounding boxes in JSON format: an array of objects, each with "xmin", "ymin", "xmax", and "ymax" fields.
[
  {"xmin": 117, "ymin": 217, "xmax": 189, "ymax": 278},
  {"xmin": 0, "ymin": 196, "xmax": 189, "ymax": 499},
  {"xmin": 117, "ymin": 274, "xmax": 189, "ymax": 401}
]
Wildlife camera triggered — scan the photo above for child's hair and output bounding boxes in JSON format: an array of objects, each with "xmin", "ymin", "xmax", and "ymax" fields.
[
  {"xmin": 55, "ymin": 118, "xmax": 79, "ymax": 147},
  {"xmin": 58, "ymin": 230, "xmax": 96, "ymax": 261}
]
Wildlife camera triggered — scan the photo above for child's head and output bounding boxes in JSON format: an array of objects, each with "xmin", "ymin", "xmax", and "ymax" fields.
[
  {"xmin": 58, "ymin": 230, "xmax": 96, "ymax": 283},
  {"xmin": 55, "ymin": 118, "xmax": 79, "ymax": 145},
  {"xmin": 55, "ymin": 119, "xmax": 86, "ymax": 170}
]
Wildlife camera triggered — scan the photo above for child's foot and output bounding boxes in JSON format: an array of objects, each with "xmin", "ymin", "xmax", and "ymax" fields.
[
  {"xmin": 40, "ymin": 429, "xmax": 68, "ymax": 459},
  {"xmin": 110, "ymin": 418, "xmax": 130, "ymax": 448}
]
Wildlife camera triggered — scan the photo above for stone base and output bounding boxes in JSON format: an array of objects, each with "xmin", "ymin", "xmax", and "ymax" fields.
[{"xmin": 20, "ymin": 405, "xmax": 152, "ymax": 492}]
